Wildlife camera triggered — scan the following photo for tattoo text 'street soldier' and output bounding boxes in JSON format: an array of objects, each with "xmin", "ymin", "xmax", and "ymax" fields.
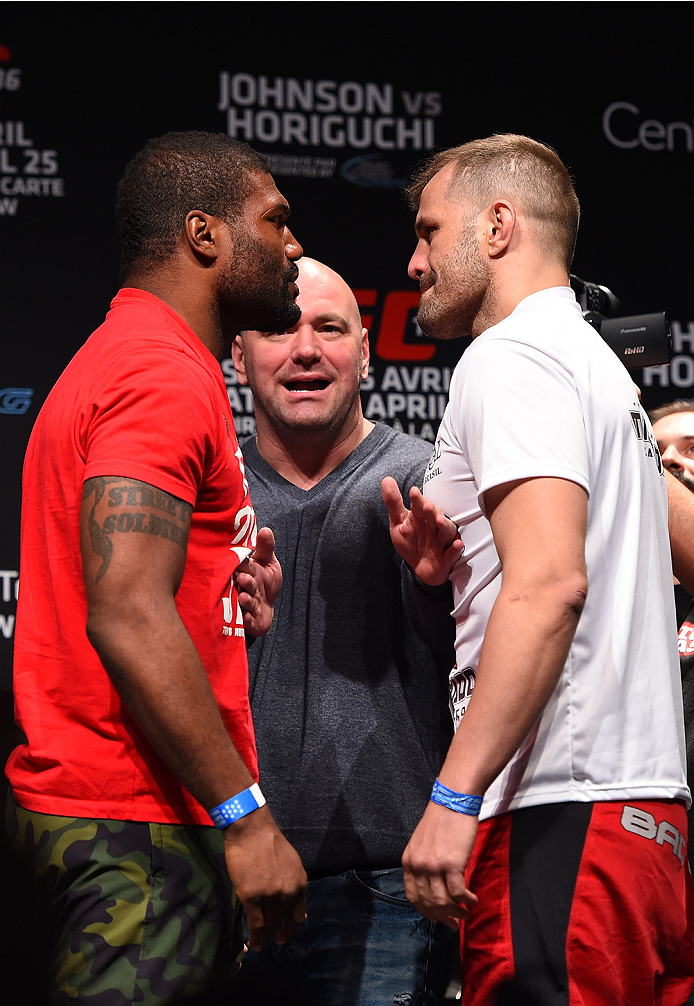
[{"xmin": 83, "ymin": 477, "xmax": 192, "ymax": 582}]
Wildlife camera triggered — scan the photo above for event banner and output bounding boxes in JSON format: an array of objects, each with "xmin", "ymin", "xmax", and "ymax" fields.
[{"xmin": 1, "ymin": 6, "xmax": 692, "ymax": 689}]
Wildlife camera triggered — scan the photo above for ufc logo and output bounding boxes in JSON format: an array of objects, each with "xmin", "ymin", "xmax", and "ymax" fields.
[{"xmin": 620, "ymin": 805, "xmax": 686, "ymax": 865}]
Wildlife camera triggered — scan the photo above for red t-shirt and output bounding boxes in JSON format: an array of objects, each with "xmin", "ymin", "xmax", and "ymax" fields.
[{"xmin": 7, "ymin": 288, "xmax": 259, "ymax": 825}]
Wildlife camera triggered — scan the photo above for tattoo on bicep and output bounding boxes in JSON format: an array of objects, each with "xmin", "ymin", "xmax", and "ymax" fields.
[
  {"xmin": 82, "ymin": 477, "xmax": 193, "ymax": 582},
  {"xmin": 83, "ymin": 477, "xmax": 116, "ymax": 582}
]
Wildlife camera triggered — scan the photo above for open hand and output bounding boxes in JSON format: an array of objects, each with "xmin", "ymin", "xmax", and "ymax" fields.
[
  {"xmin": 236, "ymin": 527, "xmax": 282, "ymax": 637},
  {"xmin": 382, "ymin": 476, "xmax": 463, "ymax": 586}
]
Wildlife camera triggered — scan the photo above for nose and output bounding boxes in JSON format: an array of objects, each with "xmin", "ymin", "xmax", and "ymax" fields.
[
  {"xmin": 285, "ymin": 227, "xmax": 303, "ymax": 262},
  {"xmin": 660, "ymin": 444, "xmax": 684, "ymax": 472},
  {"xmin": 408, "ymin": 240, "xmax": 428, "ymax": 281},
  {"xmin": 291, "ymin": 324, "xmax": 322, "ymax": 365}
]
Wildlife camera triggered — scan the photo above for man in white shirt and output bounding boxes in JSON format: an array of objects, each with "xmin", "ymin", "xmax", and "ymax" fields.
[{"xmin": 383, "ymin": 134, "xmax": 693, "ymax": 1006}]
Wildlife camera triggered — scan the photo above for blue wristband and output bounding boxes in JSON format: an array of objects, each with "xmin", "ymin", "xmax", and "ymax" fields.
[
  {"xmin": 209, "ymin": 783, "xmax": 266, "ymax": 828},
  {"xmin": 430, "ymin": 779, "xmax": 483, "ymax": 816}
]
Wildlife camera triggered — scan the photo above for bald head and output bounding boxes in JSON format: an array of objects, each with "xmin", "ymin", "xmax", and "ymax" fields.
[{"xmin": 293, "ymin": 258, "xmax": 363, "ymax": 331}]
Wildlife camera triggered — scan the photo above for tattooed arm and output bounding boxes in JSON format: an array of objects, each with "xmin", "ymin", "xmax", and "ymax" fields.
[{"xmin": 80, "ymin": 476, "xmax": 307, "ymax": 949}]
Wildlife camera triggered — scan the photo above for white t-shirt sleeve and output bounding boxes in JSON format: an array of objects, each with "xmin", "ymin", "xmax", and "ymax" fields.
[{"xmin": 457, "ymin": 335, "xmax": 590, "ymax": 510}]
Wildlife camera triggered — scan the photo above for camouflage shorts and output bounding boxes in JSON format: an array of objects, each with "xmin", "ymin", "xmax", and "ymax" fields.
[{"xmin": 6, "ymin": 792, "xmax": 243, "ymax": 1005}]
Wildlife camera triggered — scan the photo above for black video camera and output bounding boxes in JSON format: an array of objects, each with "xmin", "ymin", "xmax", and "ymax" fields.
[{"xmin": 570, "ymin": 275, "xmax": 670, "ymax": 371}]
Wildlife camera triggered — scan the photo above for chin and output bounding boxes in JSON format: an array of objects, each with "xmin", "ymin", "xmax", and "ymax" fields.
[
  {"xmin": 277, "ymin": 401, "xmax": 347, "ymax": 431},
  {"xmin": 417, "ymin": 311, "xmax": 463, "ymax": 342},
  {"xmin": 248, "ymin": 296, "xmax": 301, "ymax": 335},
  {"xmin": 269, "ymin": 300, "xmax": 301, "ymax": 332},
  {"xmin": 280, "ymin": 415, "xmax": 334, "ymax": 432}
]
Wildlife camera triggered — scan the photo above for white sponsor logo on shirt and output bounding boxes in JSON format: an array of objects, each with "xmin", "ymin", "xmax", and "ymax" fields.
[
  {"xmin": 449, "ymin": 665, "xmax": 476, "ymax": 730},
  {"xmin": 620, "ymin": 805, "xmax": 686, "ymax": 865}
]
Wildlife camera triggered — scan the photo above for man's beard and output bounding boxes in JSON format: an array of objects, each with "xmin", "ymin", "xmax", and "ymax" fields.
[
  {"xmin": 417, "ymin": 227, "xmax": 492, "ymax": 341},
  {"xmin": 220, "ymin": 229, "xmax": 300, "ymax": 334},
  {"xmin": 669, "ymin": 467, "xmax": 694, "ymax": 494}
]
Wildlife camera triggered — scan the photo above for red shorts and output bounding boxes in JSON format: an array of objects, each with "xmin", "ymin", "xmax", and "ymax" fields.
[{"xmin": 460, "ymin": 800, "xmax": 694, "ymax": 1006}]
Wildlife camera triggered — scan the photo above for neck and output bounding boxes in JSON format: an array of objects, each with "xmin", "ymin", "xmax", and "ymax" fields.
[
  {"xmin": 255, "ymin": 413, "xmax": 374, "ymax": 490},
  {"xmin": 482, "ymin": 262, "xmax": 570, "ymax": 335},
  {"xmin": 124, "ymin": 269, "xmax": 227, "ymax": 360}
]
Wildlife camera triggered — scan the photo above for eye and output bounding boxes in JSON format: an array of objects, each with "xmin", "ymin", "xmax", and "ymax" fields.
[{"xmin": 265, "ymin": 208, "xmax": 289, "ymax": 229}]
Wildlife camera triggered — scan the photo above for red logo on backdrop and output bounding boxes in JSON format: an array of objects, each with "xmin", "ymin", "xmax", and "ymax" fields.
[
  {"xmin": 678, "ymin": 622, "xmax": 694, "ymax": 657},
  {"xmin": 0, "ymin": 46, "xmax": 11, "ymax": 61},
  {"xmin": 353, "ymin": 288, "xmax": 435, "ymax": 362}
]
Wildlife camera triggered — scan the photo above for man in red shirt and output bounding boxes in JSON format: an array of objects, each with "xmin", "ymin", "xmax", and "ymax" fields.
[{"xmin": 6, "ymin": 131, "xmax": 307, "ymax": 1005}]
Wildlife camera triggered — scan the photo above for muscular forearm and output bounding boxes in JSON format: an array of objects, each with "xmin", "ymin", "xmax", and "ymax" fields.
[
  {"xmin": 80, "ymin": 475, "xmax": 307, "ymax": 946},
  {"xmin": 87, "ymin": 597, "xmax": 254, "ymax": 812},
  {"xmin": 666, "ymin": 469, "xmax": 694, "ymax": 593},
  {"xmin": 402, "ymin": 478, "xmax": 588, "ymax": 927},
  {"xmin": 438, "ymin": 576, "xmax": 586, "ymax": 796}
]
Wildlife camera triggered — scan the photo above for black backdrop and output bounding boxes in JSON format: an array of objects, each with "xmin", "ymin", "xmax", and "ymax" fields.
[{"xmin": 2, "ymin": 4, "xmax": 693, "ymax": 718}]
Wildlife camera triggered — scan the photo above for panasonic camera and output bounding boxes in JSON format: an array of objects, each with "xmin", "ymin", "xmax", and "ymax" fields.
[{"xmin": 570, "ymin": 275, "xmax": 670, "ymax": 371}]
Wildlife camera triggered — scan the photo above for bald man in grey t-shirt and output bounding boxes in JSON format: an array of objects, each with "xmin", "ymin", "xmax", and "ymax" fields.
[{"xmin": 231, "ymin": 258, "xmax": 455, "ymax": 1005}]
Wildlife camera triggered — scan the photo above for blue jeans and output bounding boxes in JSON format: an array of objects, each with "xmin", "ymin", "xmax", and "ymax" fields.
[{"xmin": 234, "ymin": 867, "xmax": 447, "ymax": 1005}]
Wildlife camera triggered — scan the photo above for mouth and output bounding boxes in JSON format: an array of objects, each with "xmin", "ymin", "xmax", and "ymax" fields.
[{"xmin": 284, "ymin": 378, "xmax": 330, "ymax": 392}]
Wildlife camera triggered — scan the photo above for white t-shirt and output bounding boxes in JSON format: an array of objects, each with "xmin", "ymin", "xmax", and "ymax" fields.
[{"xmin": 424, "ymin": 286, "xmax": 689, "ymax": 819}]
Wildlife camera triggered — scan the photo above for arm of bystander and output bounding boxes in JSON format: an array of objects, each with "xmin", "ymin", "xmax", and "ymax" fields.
[
  {"xmin": 236, "ymin": 526, "xmax": 283, "ymax": 637},
  {"xmin": 381, "ymin": 476, "xmax": 463, "ymax": 586}
]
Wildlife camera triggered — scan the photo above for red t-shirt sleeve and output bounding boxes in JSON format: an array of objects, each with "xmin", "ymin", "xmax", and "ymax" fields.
[{"xmin": 81, "ymin": 349, "xmax": 218, "ymax": 505}]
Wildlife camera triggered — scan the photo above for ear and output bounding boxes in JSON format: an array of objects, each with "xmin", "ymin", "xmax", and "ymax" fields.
[
  {"xmin": 485, "ymin": 200, "xmax": 516, "ymax": 258},
  {"xmin": 231, "ymin": 335, "xmax": 249, "ymax": 386},
  {"xmin": 183, "ymin": 210, "xmax": 221, "ymax": 263},
  {"xmin": 360, "ymin": 327, "xmax": 370, "ymax": 381}
]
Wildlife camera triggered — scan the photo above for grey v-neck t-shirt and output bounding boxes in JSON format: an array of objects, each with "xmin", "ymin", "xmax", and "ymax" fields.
[{"xmin": 242, "ymin": 423, "xmax": 454, "ymax": 877}]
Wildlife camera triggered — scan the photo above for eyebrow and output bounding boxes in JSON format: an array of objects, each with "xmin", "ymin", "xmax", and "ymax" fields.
[
  {"xmin": 314, "ymin": 312, "xmax": 349, "ymax": 325},
  {"xmin": 658, "ymin": 435, "xmax": 694, "ymax": 447},
  {"xmin": 265, "ymin": 311, "xmax": 352, "ymax": 338}
]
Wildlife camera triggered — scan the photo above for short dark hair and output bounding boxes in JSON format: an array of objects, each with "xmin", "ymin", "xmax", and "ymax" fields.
[
  {"xmin": 406, "ymin": 134, "xmax": 580, "ymax": 269},
  {"xmin": 649, "ymin": 400, "xmax": 694, "ymax": 425},
  {"xmin": 115, "ymin": 131, "xmax": 270, "ymax": 281}
]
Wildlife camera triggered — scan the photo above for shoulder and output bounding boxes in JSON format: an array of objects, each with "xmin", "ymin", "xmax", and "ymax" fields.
[
  {"xmin": 238, "ymin": 439, "xmax": 282, "ymax": 507},
  {"xmin": 365, "ymin": 423, "xmax": 434, "ymax": 484},
  {"xmin": 378, "ymin": 424, "xmax": 434, "ymax": 459},
  {"xmin": 240, "ymin": 436, "xmax": 264, "ymax": 476},
  {"xmin": 94, "ymin": 320, "xmax": 221, "ymax": 401}
]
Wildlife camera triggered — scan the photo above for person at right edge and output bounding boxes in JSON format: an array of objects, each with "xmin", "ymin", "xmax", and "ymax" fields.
[
  {"xmin": 651, "ymin": 401, "xmax": 694, "ymax": 842},
  {"xmin": 651, "ymin": 401, "xmax": 694, "ymax": 1006},
  {"xmin": 382, "ymin": 134, "xmax": 694, "ymax": 1006}
]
